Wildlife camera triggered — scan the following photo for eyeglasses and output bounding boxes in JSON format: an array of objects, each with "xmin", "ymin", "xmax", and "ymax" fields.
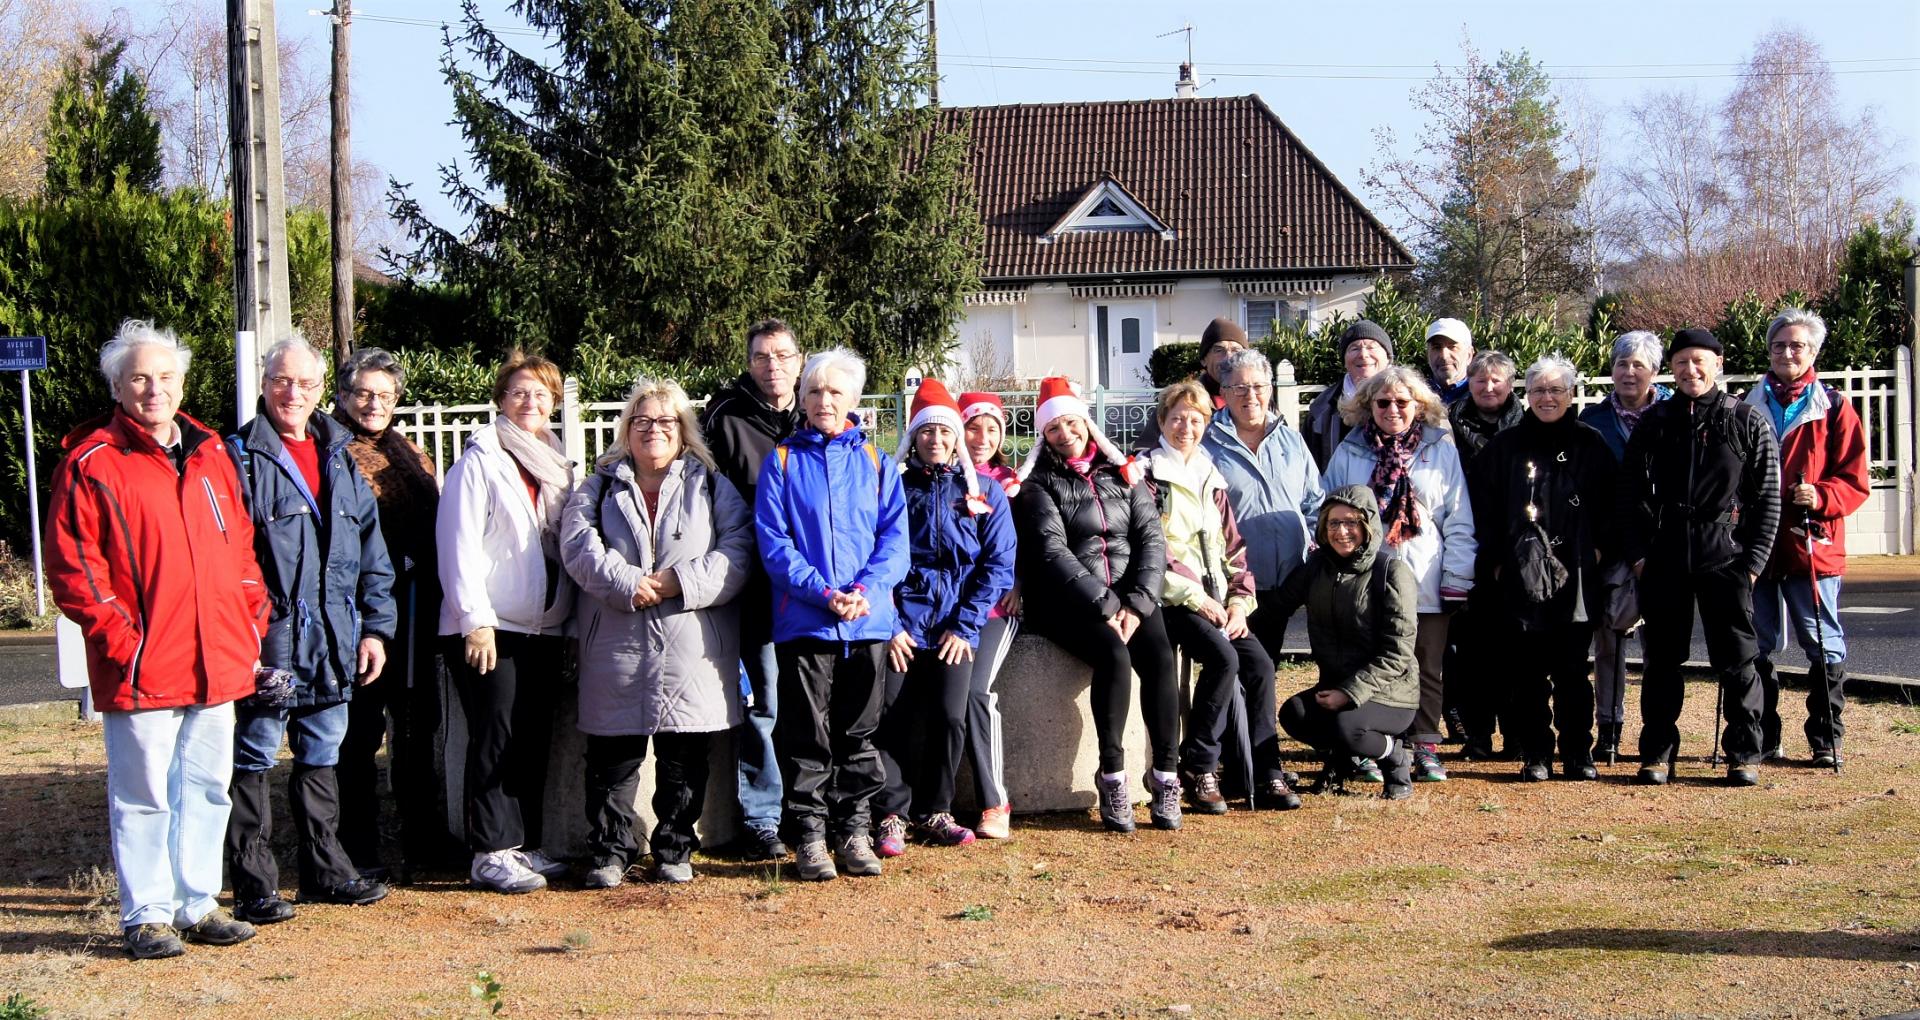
[
  {"xmin": 1769, "ymin": 341, "xmax": 1812, "ymax": 355},
  {"xmin": 1374, "ymin": 397, "xmax": 1415, "ymax": 409},
  {"xmin": 1223, "ymin": 383, "xmax": 1271, "ymax": 397},
  {"xmin": 346, "ymin": 388, "xmax": 398, "ymax": 407},
  {"xmin": 749, "ymin": 351, "xmax": 800, "ymax": 367},
  {"xmin": 1325, "ymin": 519, "xmax": 1365, "ymax": 533},
  {"xmin": 1526, "ymin": 386, "xmax": 1570, "ymax": 398},
  {"xmin": 502, "ymin": 387, "xmax": 552, "ymax": 404},
  {"xmin": 630, "ymin": 416, "xmax": 680, "ymax": 433},
  {"xmin": 267, "ymin": 375, "xmax": 322, "ymax": 393}
]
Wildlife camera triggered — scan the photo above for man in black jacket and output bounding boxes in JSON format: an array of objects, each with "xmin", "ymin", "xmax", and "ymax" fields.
[
  {"xmin": 1618, "ymin": 328, "xmax": 1781, "ymax": 786},
  {"xmin": 699, "ymin": 319, "xmax": 805, "ymax": 859}
]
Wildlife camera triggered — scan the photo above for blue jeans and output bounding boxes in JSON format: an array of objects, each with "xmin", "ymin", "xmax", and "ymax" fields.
[
  {"xmin": 104, "ymin": 702, "xmax": 235, "ymax": 927},
  {"xmin": 733, "ymin": 638, "xmax": 783, "ymax": 832},
  {"xmin": 234, "ymin": 701, "xmax": 351, "ymax": 773},
  {"xmin": 1754, "ymin": 574, "xmax": 1846, "ymax": 667}
]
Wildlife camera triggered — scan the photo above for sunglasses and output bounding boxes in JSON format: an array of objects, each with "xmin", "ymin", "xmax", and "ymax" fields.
[{"xmin": 1374, "ymin": 397, "xmax": 1415, "ymax": 410}]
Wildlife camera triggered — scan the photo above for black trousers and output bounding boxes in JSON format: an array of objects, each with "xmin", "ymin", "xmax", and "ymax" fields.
[
  {"xmin": 1637, "ymin": 563, "xmax": 1763, "ymax": 766},
  {"xmin": 1037, "ymin": 606, "xmax": 1180, "ymax": 774},
  {"xmin": 1450, "ymin": 594, "xmax": 1513, "ymax": 745},
  {"xmin": 445, "ymin": 631, "xmax": 562, "ymax": 853},
  {"xmin": 875, "ymin": 653, "xmax": 973, "ymax": 821},
  {"xmin": 1164, "ymin": 606, "xmax": 1281, "ymax": 782},
  {"xmin": 774, "ymin": 639, "xmax": 887, "ymax": 844},
  {"xmin": 1278, "ymin": 693, "xmax": 1415, "ymax": 761},
  {"xmin": 583, "ymin": 731, "xmax": 711, "ymax": 868},
  {"xmin": 338, "ymin": 577, "xmax": 445, "ymax": 868},
  {"xmin": 1246, "ymin": 590, "xmax": 1292, "ymax": 667},
  {"xmin": 226, "ymin": 765, "xmax": 358, "ymax": 900},
  {"xmin": 1505, "ymin": 619, "xmax": 1597, "ymax": 764},
  {"xmin": 1758, "ymin": 660, "xmax": 1848, "ymax": 755}
]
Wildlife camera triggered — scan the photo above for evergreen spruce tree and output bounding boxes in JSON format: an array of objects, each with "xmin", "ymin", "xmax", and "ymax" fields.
[
  {"xmin": 43, "ymin": 32, "xmax": 163, "ymax": 199},
  {"xmin": 390, "ymin": 0, "xmax": 978, "ymax": 386}
]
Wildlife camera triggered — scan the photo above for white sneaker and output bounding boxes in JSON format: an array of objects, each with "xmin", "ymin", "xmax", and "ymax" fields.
[
  {"xmin": 471, "ymin": 850, "xmax": 546, "ymax": 894},
  {"xmin": 514, "ymin": 849, "xmax": 569, "ymax": 879}
]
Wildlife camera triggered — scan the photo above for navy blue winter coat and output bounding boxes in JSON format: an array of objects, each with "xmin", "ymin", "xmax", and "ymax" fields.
[
  {"xmin": 753, "ymin": 417, "xmax": 909, "ymax": 644},
  {"xmin": 893, "ymin": 458, "xmax": 1016, "ymax": 648},
  {"xmin": 230, "ymin": 410, "xmax": 397, "ymax": 706}
]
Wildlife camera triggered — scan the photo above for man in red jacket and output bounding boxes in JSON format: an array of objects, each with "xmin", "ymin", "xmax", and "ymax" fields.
[
  {"xmin": 46, "ymin": 320, "xmax": 272, "ymax": 959},
  {"xmin": 1744, "ymin": 308, "xmax": 1870, "ymax": 768}
]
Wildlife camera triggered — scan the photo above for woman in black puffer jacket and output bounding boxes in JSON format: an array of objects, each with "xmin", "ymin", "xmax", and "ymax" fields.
[{"xmin": 1014, "ymin": 377, "xmax": 1180, "ymax": 834}]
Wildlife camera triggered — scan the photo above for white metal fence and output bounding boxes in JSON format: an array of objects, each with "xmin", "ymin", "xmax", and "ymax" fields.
[{"xmin": 387, "ymin": 344, "xmax": 1915, "ymax": 554}]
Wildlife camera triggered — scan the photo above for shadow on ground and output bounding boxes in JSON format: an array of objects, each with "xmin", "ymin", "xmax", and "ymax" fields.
[{"xmin": 1489, "ymin": 926, "xmax": 1920, "ymax": 961}]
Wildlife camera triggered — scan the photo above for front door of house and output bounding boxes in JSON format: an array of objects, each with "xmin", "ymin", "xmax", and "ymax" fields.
[{"xmin": 1091, "ymin": 300, "xmax": 1155, "ymax": 388}]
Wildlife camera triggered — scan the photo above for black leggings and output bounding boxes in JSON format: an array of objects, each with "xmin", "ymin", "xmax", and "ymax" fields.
[
  {"xmin": 1039, "ymin": 606, "xmax": 1179, "ymax": 774},
  {"xmin": 444, "ymin": 631, "xmax": 561, "ymax": 853},
  {"xmin": 875, "ymin": 653, "xmax": 973, "ymax": 821},
  {"xmin": 1163, "ymin": 605, "xmax": 1281, "ymax": 782},
  {"xmin": 1279, "ymin": 692, "xmax": 1415, "ymax": 761}
]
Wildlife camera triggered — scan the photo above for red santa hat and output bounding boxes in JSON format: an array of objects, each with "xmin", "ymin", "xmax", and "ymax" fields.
[
  {"xmin": 894, "ymin": 378, "xmax": 982, "ymax": 499},
  {"xmin": 957, "ymin": 391, "xmax": 1008, "ymax": 430},
  {"xmin": 1020, "ymin": 376, "xmax": 1143, "ymax": 484}
]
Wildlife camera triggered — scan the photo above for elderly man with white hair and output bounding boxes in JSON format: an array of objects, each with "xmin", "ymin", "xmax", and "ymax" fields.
[
  {"xmin": 1743, "ymin": 308, "xmax": 1870, "ymax": 769},
  {"xmin": 753, "ymin": 346, "xmax": 909, "ymax": 881},
  {"xmin": 224, "ymin": 334, "xmax": 397, "ymax": 923},
  {"xmin": 47, "ymin": 320, "xmax": 271, "ymax": 958}
]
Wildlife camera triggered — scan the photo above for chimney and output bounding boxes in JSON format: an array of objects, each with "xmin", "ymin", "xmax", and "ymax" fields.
[{"xmin": 1174, "ymin": 61, "xmax": 1197, "ymax": 99}]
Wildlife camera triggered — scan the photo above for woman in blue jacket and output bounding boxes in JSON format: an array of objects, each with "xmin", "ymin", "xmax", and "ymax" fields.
[
  {"xmin": 872, "ymin": 381, "xmax": 1016, "ymax": 856},
  {"xmin": 754, "ymin": 347, "xmax": 910, "ymax": 882}
]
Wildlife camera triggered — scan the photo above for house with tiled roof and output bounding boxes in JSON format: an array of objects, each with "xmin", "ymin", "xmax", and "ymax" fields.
[{"xmin": 939, "ymin": 87, "xmax": 1414, "ymax": 389}]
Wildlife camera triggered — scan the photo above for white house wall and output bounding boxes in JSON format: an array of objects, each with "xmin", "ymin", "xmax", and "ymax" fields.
[{"xmin": 954, "ymin": 274, "xmax": 1380, "ymax": 389}]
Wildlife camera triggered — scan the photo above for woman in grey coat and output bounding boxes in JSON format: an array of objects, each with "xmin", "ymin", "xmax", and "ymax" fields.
[{"xmin": 561, "ymin": 378, "xmax": 754, "ymax": 887}]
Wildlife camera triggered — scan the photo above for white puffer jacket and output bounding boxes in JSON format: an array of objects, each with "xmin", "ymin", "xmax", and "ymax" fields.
[
  {"xmin": 436, "ymin": 422, "xmax": 577, "ymax": 637},
  {"xmin": 1321, "ymin": 424, "xmax": 1476, "ymax": 614}
]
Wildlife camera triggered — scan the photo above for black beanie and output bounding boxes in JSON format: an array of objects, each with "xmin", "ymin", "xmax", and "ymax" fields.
[
  {"xmin": 1669, "ymin": 328, "xmax": 1722, "ymax": 357},
  {"xmin": 1198, "ymin": 317, "xmax": 1249, "ymax": 360},
  {"xmin": 1339, "ymin": 319, "xmax": 1395, "ymax": 361}
]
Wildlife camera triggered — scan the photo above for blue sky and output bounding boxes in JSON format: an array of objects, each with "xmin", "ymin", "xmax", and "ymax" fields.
[{"xmin": 276, "ymin": 0, "xmax": 1919, "ymax": 239}]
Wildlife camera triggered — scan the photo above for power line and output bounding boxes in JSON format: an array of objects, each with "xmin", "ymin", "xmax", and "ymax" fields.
[
  {"xmin": 940, "ymin": 58, "xmax": 1920, "ymax": 82},
  {"xmin": 940, "ymin": 52, "xmax": 1920, "ymax": 71}
]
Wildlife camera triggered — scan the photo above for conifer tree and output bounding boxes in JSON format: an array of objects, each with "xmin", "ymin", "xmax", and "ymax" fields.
[{"xmin": 43, "ymin": 31, "xmax": 163, "ymax": 199}]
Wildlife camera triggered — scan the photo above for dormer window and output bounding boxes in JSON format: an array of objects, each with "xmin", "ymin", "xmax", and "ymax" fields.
[{"xmin": 1043, "ymin": 176, "xmax": 1174, "ymax": 242}]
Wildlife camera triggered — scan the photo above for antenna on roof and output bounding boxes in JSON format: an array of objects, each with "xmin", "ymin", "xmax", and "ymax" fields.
[{"xmin": 1158, "ymin": 22, "xmax": 1206, "ymax": 98}]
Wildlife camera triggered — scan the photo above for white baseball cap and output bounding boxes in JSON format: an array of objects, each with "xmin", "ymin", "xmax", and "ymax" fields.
[{"xmin": 1425, "ymin": 317, "xmax": 1472, "ymax": 346}]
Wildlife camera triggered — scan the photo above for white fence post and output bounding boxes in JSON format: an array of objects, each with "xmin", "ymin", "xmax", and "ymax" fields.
[
  {"xmin": 561, "ymin": 375, "xmax": 585, "ymax": 468},
  {"xmin": 1273, "ymin": 358, "xmax": 1301, "ymax": 429},
  {"xmin": 1899, "ymin": 344, "xmax": 1915, "ymax": 555}
]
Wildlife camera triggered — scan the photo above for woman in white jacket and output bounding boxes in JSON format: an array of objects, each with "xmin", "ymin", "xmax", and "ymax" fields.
[
  {"xmin": 438, "ymin": 353, "xmax": 578, "ymax": 895},
  {"xmin": 560, "ymin": 379, "xmax": 753, "ymax": 887},
  {"xmin": 1322, "ymin": 365, "xmax": 1475, "ymax": 784}
]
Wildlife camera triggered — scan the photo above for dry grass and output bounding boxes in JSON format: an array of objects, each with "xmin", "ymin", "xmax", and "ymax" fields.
[{"xmin": 0, "ymin": 677, "xmax": 1917, "ymax": 1019}]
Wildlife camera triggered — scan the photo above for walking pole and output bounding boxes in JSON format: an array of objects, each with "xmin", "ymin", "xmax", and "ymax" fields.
[
  {"xmin": 1707, "ymin": 683, "xmax": 1725, "ymax": 767},
  {"xmin": 1800, "ymin": 472, "xmax": 1842, "ymax": 775}
]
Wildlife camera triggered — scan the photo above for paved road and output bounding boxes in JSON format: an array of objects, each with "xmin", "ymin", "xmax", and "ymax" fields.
[{"xmin": 0, "ymin": 639, "xmax": 67, "ymax": 708}]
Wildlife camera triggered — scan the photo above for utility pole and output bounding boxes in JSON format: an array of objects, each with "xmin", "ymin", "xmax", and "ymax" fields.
[
  {"xmin": 228, "ymin": 0, "xmax": 293, "ymax": 422},
  {"xmin": 329, "ymin": 0, "xmax": 354, "ymax": 358},
  {"xmin": 926, "ymin": 0, "xmax": 937, "ymax": 106}
]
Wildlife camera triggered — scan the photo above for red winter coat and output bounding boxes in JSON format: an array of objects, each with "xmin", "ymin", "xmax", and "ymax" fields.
[
  {"xmin": 46, "ymin": 409, "xmax": 270, "ymax": 712},
  {"xmin": 1744, "ymin": 380, "xmax": 1870, "ymax": 578}
]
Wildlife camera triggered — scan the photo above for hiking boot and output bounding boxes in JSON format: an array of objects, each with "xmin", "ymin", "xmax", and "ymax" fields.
[
  {"xmin": 515, "ymin": 849, "xmax": 569, "ymax": 879},
  {"xmin": 1253, "ymin": 777, "xmax": 1302, "ymax": 811},
  {"xmin": 650, "ymin": 859, "xmax": 694, "ymax": 884},
  {"xmin": 1592, "ymin": 723, "xmax": 1622, "ymax": 761},
  {"xmin": 123, "ymin": 922, "xmax": 186, "ymax": 960},
  {"xmin": 1726, "ymin": 764, "xmax": 1760, "ymax": 787},
  {"xmin": 741, "ymin": 827, "xmax": 788, "ymax": 861},
  {"xmin": 1380, "ymin": 737, "xmax": 1414, "ymax": 801},
  {"xmin": 1636, "ymin": 765, "xmax": 1670, "ymax": 786},
  {"xmin": 301, "ymin": 876, "xmax": 389, "ymax": 907},
  {"xmin": 835, "ymin": 833, "xmax": 883, "ymax": 877},
  {"xmin": 1811, "ymin": 748, "xmax": 1844, "ymax": 770},
  {"xmin": 1145, "ymin": 771, "xmax": 1183, "ymax": 831},
  {"xmin": 1561, "ymin": 756, "xmax": 1599, "ymax": 781},
  {"xmin": 582, "ymin": 863, "xmax": 625, "ymax": 889},
  {"xmin": 1519, "ymin": 759, "xmax": 1551, "ymax": 783},
  {"xmin": 875, "ymin": 814, "xmax": 909, "ymax": 858},
  {"xmin": 1412, "ymin": 744, "xmax": 1448, "ymax": 782},
  {"xmin": 1350, "ymin": 756, "xmax": 1384, "ymax": 783},
  {"xmin": 177, "ymin": 909, "xmax": 255, "ymax": 947},
  {"xmin": 235, "ymin": 895, "xmax": 296, "ymax": 925},
  {"xmin": 1181, "ymin": 768, "xmax": 1229, "ymax": 815},
  {"xmin": 1095, "ymin": 771, "xmax": 1136, "ymax": 833},
  {"xmin": 976, "ymin": 804, "xmax": 1012, "ymax": 840},
  {"xmin": 919, "ymin": 813, "xmax": 976, "ymax": 847},
  {"xmin": 794, "ymin": 840, "xmax": 837, "ymax": 882},
  {"xmin": 1461, "ymin": 737, "xmax": 1498, "ymax": 761},
  {"xmin": 471, "ymin": 850, "xmax": 546, "ymax": 894}
]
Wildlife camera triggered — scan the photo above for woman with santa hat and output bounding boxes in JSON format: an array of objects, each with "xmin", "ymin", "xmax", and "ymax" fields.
[
  {"xmin": 1014, "ymin": 377, "xmax": 1183, "ymax": 833},
  {"xmin": 870, "ymin": 380, "xmax": 1017, "ymax": 855},
  {"xmin": 954, "ymin": 391, "xmax": 1023, "ymax": 838}
]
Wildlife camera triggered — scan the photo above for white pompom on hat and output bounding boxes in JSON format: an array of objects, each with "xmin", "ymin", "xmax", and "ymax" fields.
[
  {"xmin": 894, "ymin": 377, "xmax": 980, "ymax": 498},
  {"xmin": 1020, "ymin": 376, "xmax": 1142, "ymax": 484}
]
